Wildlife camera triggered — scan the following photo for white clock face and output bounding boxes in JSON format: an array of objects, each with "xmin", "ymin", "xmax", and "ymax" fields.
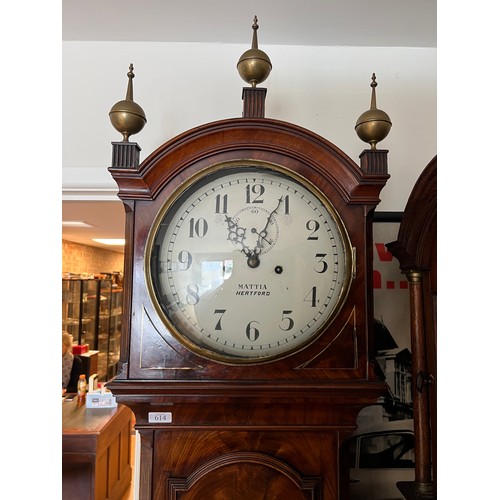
[{"xmin": 147, "ymin": 162, "xmax": 353, "ymax": 364}]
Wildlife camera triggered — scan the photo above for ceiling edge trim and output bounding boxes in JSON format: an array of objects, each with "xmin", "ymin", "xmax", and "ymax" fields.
[{"xmin": 62, "ymin": 188, "xmax": 119, "ymax": 201}]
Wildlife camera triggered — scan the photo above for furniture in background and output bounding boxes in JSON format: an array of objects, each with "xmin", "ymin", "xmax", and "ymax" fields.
[
  {"xmin": 78, "ymin": 350, "xmax": 99, "ymax": 382},
  {"xmin": 387, "ymin": 156, "xmax": 437, "ymax": 499},
  {"xmin": 62, "ymin": 399, "xmax": 133, "ymax": 500},
  {"xmin": 62, "ymin": 277, "xmax": 123, "ymax": 381}
]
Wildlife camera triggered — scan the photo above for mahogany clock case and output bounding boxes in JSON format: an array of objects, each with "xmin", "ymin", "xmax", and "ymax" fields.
[
  {"xmin": 107, "ymin": 116, "xmax": 389, "ymax": 500},
  {"xmin": 109, "ymin": 117, "xmax": 389, "ymax": 383}
]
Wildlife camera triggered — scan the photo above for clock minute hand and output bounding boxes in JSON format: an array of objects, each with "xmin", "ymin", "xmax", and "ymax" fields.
[{"xmin": 254, "ymin": 197, "xmax": 282, "ymax": 254}]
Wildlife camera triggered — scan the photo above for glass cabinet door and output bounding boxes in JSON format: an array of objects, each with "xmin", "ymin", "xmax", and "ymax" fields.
[
  {"xmin": 81, "ymin": 279, "xmax": 98, "ymax": 348},
  {"xmin": 108, "ymin": 286, "xmax": 123, "ymax": 379},
  {"xmin": 62, "ymin": 279, "xmax": 98, "ymax": 347},
  {"xmin": 96, "ymin": 279, "xmax": 113, "ymax": 381},
  {"xmin": 62, "ymin": 279, "xmax": 82, "ymax": 341},
  {"xmin": 62, "ymin": 277, "xmax": 123, "ymax": 381}
]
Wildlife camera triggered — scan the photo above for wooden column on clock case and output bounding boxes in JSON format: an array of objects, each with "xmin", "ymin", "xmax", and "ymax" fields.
[{"xmin": 107, "ymin": 88, "xmax": 390, "ymax": 500}]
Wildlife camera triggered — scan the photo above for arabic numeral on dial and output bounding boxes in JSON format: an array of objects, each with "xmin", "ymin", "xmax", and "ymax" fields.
[
  {"xmin": 186, "ymin": 284, "xmax": 200, "ymax": 305},
  {"xmin": 314, "ymin": 253, "xmax": 328, "ymax": 273},
  {"xmin": 189, "ymin": 218, "xmax": 208, "ymax": 238},
  {"xmin": 306, "ymin": 219, "xmax": 320, "ymax": 240},
  {"xmin": 177, "ymin": 250, "xmax": 192, "ymax": 270},
  {"xmin": 215, "ymin": 194, "xmax": 228, "ymax": 214},
  {"xmin": 214, "ymin": 309, "xmax": 226, "ymax": 330},
  {"xmin": 246, "ymin": 321, "xmax": 260, "ymax": 341},
  {"xmin": 246, "ymin": 184, "xmax": 265, "ymax": 204},
  {"xmin": 279, "ymin": 310, "xmax": 294, "ymax": 331},
  {"xmin": 304, "ymin": 287, "xmax": 318, "ymax": 307}
]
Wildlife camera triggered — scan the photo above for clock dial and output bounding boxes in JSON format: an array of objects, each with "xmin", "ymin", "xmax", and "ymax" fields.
[{"xmin": 146, "ymin": 161, "xmax": 353, "ymax": 364}]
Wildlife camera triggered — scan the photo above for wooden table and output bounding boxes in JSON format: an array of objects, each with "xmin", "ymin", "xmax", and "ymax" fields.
[{"xmin": 62, "ymin": 397, "xmax": 133, "ymax": 500}]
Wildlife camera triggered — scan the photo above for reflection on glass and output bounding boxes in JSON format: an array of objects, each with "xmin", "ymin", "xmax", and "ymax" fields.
[{"xmin": 200, "ymin": 259, "xmax": 233, "ymax": 295}]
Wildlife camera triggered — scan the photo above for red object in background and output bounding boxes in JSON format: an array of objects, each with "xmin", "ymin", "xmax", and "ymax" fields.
[{"xmin": 73, "ymin": 344, "xmax": 89, "ymax": 355}]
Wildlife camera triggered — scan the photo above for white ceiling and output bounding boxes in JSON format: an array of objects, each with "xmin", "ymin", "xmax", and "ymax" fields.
[
  {"xmin": 62, "ymin": 0, "xmax": 437, "ymax": 47},
  {"xmin": 62, "ymin": 201, "xmax": 128, "ymax": 252},
  {"xmin": 62, "ymin": 0, "xmax": 437, "ymax": 254}
]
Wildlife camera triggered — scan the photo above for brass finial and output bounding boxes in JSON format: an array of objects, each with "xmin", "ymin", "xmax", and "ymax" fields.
[
  {"xmin": 109, "ymin": 64, "xmax": 147, "ymax": 142},
  {"xmin": 237, "ymin": 16, "xmax": 272, "ymax": 88},
  {"xmin": 355, "ymin": 73, "xmax": 392, "ymax": 149}
]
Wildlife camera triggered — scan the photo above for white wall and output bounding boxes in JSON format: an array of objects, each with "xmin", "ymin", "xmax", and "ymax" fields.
[{"xmin": 62, "ymin": 41, "xmax": 436, "ymax": 211}]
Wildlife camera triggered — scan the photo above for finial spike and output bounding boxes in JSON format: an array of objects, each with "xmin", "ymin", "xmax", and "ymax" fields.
[
  {"xmin": 370, "ymin": 73, "xmax": 378, "ymax": 109},
  {"xmin": 251, "ymin": 16, "xmax": 259, "ymax": 49},
  {"xmin": 126, "ymin": 63, "xmax": 135, "ymax": 101}
]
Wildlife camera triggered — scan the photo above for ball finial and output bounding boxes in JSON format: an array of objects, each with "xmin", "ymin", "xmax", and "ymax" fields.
[
  {"xmin": 109, "ymin": 64, "xmax": 147, "ymax": 142},
  {"xmin": 237, "ymin": 16, "xmax": 272, "ymax": 88},
  {"xmin": 355, "ymin": 73, "xmax": 392, "ymax": 149}
]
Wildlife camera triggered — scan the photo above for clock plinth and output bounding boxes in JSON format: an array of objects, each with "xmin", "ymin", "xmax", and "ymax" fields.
[
  {"xmin": 242, "ymin": 87, "xmax": 267, "ymax": 118},
  {"xmin": 107, "ymin": 117, "xmax": 390, "ymax": 499},
  {"xmin": 359, "ymin": 148, "xmax": 389, "ymax": 175},
  {"xmin": 111, "ymin": 141, "xmax": 142, "ymax": 169}
]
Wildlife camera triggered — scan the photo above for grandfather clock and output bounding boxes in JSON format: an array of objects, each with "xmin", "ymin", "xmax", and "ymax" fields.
[{"xmin": 107, "ymin": 18, "xmax": 391, "ymax": 499}]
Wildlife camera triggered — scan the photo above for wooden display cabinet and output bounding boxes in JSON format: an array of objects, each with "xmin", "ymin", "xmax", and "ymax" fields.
[
  {"xmin": 62, "ymin": 278, "xmax": 123, "ymax": 381},
  {"xmin": 62, "ymin": 278, "xmax": 99, "ymax": 348}
]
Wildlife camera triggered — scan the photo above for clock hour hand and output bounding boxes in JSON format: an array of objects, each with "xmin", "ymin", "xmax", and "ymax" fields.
[
  {"xmin": 224, "ymin": 215, "xmax": 253, "ymax": 258},
  {"xmin": 224, "ymin": 215, "xmax": 262, "ymax": 269}
]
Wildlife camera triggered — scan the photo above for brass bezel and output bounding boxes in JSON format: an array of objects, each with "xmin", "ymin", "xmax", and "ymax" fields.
[{"xmin": 144, "ymin": 159, "xmax": 354, "ymax": 365}]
